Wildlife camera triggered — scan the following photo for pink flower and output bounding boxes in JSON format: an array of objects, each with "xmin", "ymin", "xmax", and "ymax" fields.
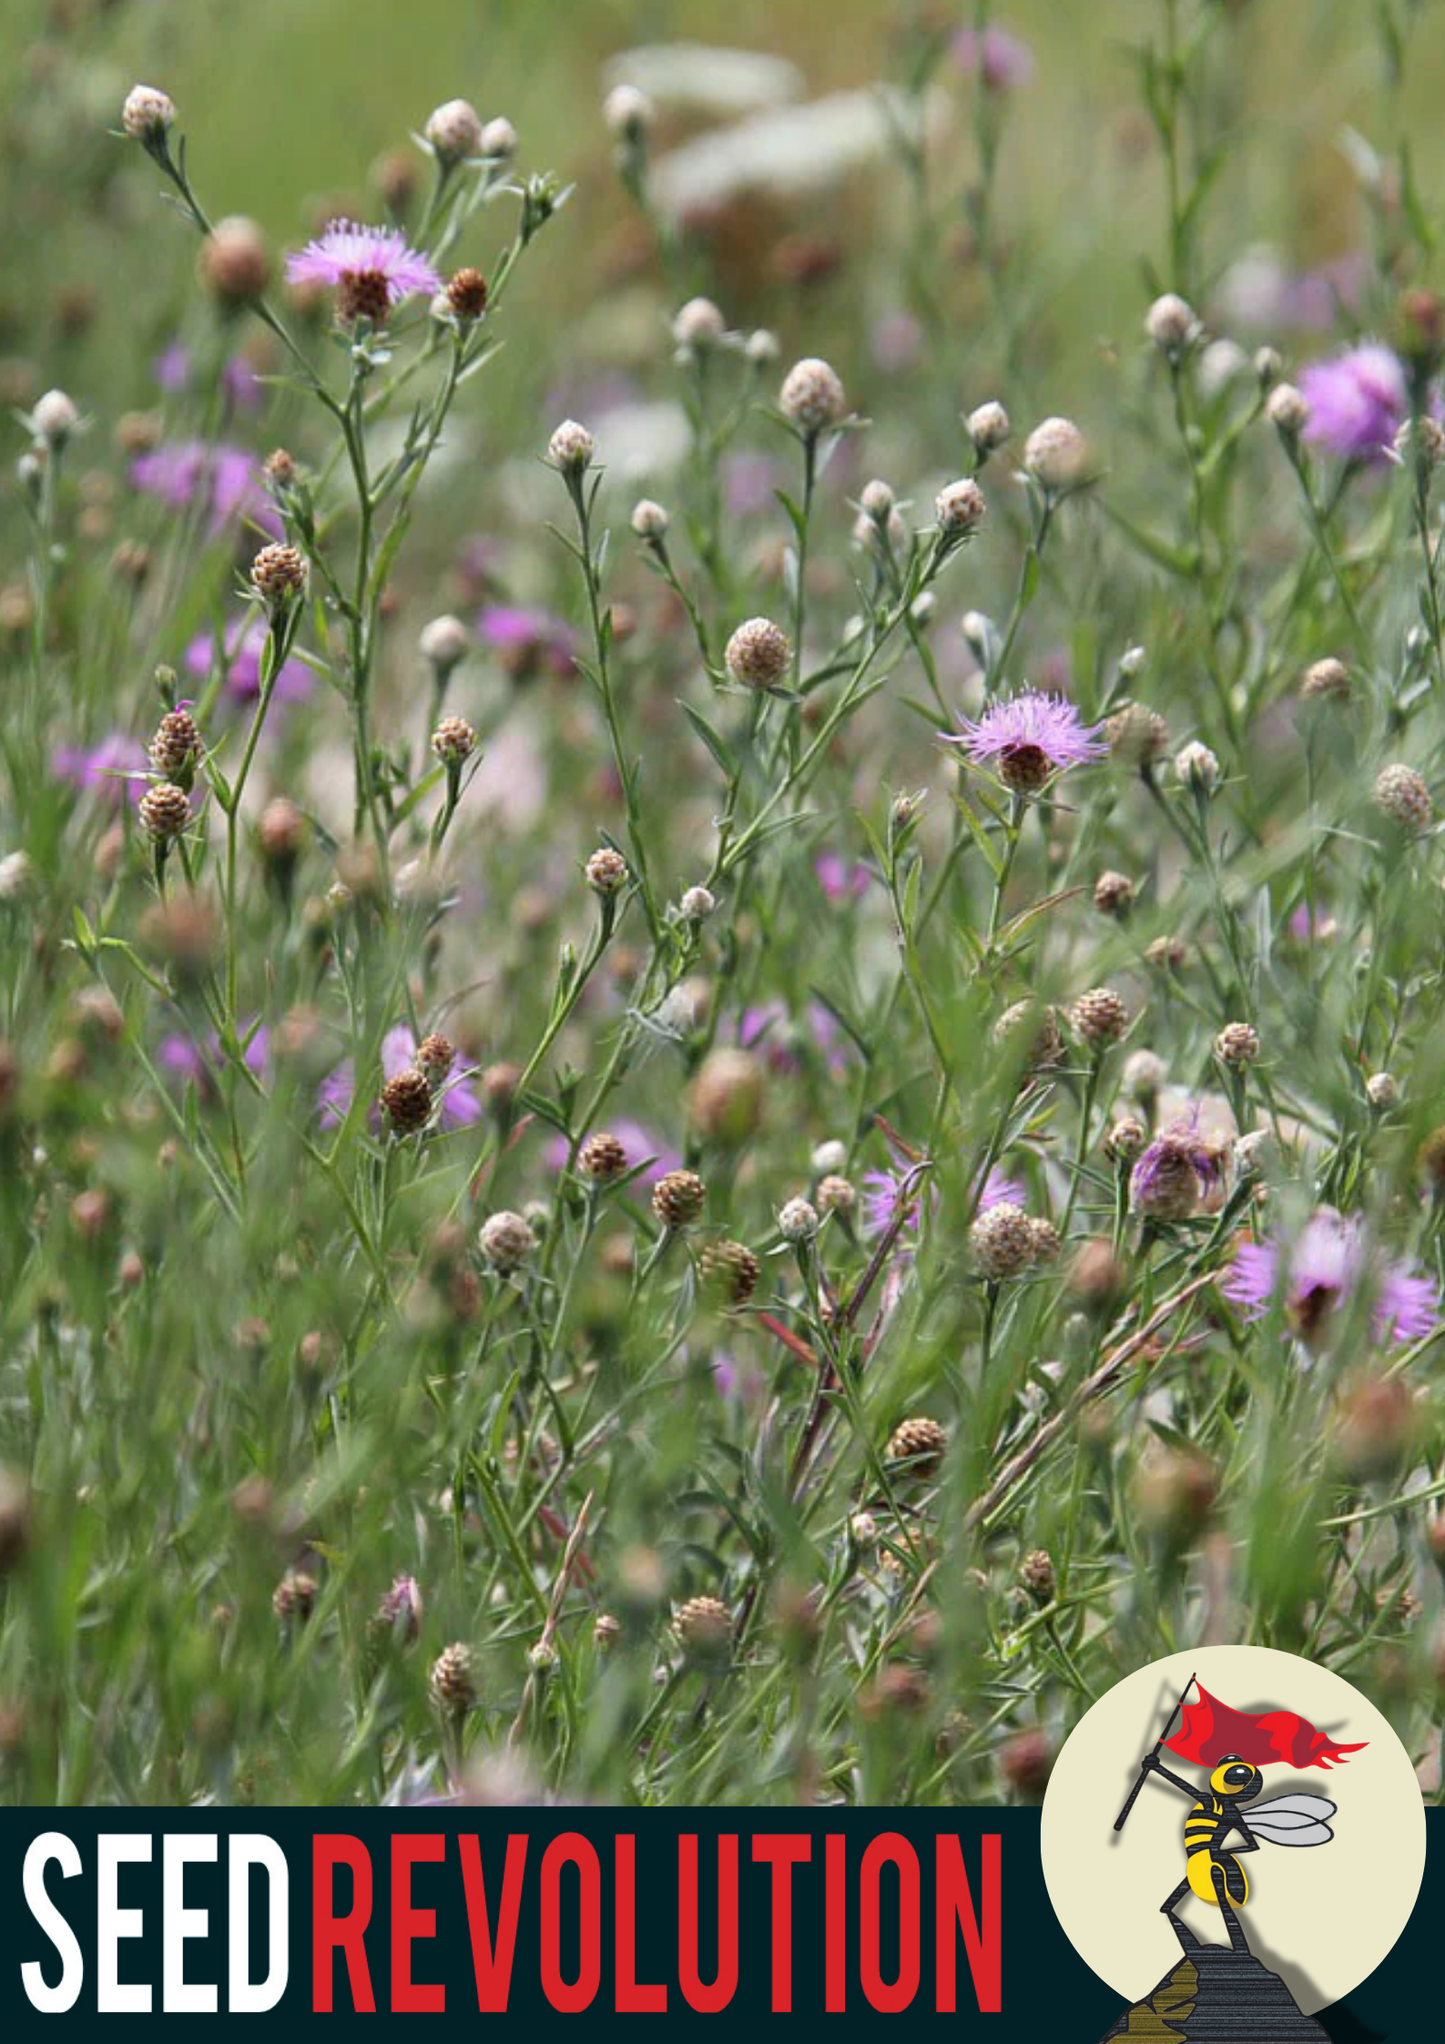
[
  {"xmin": 952, "ymin": 23, "xmax": 1035, "ymax": 90},
  {"xmin": 1224, "ymin": 1209, "xmax": 1438, "ymax": 1350},
  {"xmin": 814, "ymin": 852, "xmax": 871, "ymax": 903},
  {"xmin": 941, "ymin": 689, "xmax": 1105, "ymax": 788},
  {"xmin": 185, "ymin": 615, "xmax": 311, "ymax": 707},
  {"xmin": 1299, "ymin": 344, "xmax": 1409, "ymax": 463},
  {"xmin": 130, "ymin": 439, "xmax": 279, "ymax": 537},
  {"xmin": 51, "ymin": 733, "xmax": 147, "ymax": 806},
  {"xmin": 477, "ymin": 605, "xmax": 577, "ymax": 682},
  {"xmin": 286, "ymin": 221, "xmax": 440, "ymax": 315},
  {"xmin": 318, "ymin": 1027, "xmax": 480, "ymax": 1131}
]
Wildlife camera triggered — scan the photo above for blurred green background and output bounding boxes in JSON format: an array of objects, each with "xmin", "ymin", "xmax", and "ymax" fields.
[{"xmin": 1, "ymin": 0, "xmax": 1437, "ymax": 464}]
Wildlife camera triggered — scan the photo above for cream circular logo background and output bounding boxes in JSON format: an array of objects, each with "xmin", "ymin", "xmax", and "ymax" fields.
[{"xmin": 1040, "ymin": 1645, "xmax": 1425, "ymax": 2014}]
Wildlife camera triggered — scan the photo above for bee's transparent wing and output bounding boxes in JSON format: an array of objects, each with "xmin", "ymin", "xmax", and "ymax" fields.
[{"xmin": 1246, "ymin": 1794, "xmax": 1336, "ymax": 1846}]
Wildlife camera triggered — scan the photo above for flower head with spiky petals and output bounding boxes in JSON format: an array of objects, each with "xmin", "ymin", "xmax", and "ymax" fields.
[
  {"xmin": 286, "ymin": 221, "xmax": 441, "ymax": 323},
  {"xmin": 941, "ymin": 689, "xmax": 1105, "ymax": 794},
  {"xmin": 1299, "ymin": 343, "xmax": 1409, "ymax": 463},
  {"xmin": 1223, "ymin": 1208, "xmax": 1438, "ymax": 1350}
]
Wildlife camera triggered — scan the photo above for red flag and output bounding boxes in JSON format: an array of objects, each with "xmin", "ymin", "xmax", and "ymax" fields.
[{"xmin": 1163, "ymin": 1681, "xmax": 1367, "ymax": 1771}]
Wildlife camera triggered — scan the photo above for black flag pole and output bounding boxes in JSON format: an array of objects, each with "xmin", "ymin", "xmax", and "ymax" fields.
[{"xmin": 1114, "ymin": 1671, "xmax": 1197, "ymax": 1832}]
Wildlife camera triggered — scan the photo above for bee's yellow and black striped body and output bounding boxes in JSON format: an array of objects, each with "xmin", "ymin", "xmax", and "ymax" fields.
[{"xmin": 1184, "ymin": 1791, "xmax": 1249, "ymax": 1908}]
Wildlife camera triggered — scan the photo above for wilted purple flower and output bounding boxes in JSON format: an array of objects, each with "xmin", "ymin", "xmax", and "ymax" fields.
[
  {"xmin": 1130, "ymin": 1116, "xmax": 1225, "ymax": 1221},
  {"xmin": 543, "ymin": 1120, "xmax": 680, "ymax": 1189},
  {"xmin": 185, "ymin": 615, "xmax": 311, "ymax": 707},
  {"xmin": 1299, "ymin": 344, "xmax": 1408, "ymax": 463},
  {"xmin": 941, "ymin": 689, "xmax": 1105, "ymax": 792},
  {"xmin": 319, "ymin": 1027, "xmax": 481, "ymax": 1131},
  {"xmin": 1224, "ymin": 1208, "xmax": 1438, "ymax": 1349},
  {"xmin": 52, "ymin": 733, "xmax": 147, "ymax": 806},
  {"xmin": 130, "ymin": 439, "xmax": 279, "ymax": 537},
  {"xmin": 477, "ymin": 605, "xmax": 577, "ymax": 682},
  {"xmin": 285, "ymin": 221, "xmax": 440, "ymax": 316},
  {"xmin": 814, "ymin": 852, "xmax": 871, "ymax": 903},
  {"xmin": 952, "ymin": 23, "xmax": 1035, "ymax": 90}
]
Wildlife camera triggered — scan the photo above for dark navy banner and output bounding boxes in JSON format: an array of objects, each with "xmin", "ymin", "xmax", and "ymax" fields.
[{"xmin": 2, "ymin": 1809, "xmax": 1436, "ymax": 2029}]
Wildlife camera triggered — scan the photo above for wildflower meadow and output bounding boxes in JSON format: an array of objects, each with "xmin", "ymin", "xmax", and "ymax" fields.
[{"xmin": 4, "ymin": 0, "xmax": 1445, "ymax": 1810}]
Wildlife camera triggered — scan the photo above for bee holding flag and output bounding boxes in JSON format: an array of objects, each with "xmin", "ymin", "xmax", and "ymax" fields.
[{"xmin": 1114, "ymin": 1673, "xmax": 1366, "ymax": 1956}]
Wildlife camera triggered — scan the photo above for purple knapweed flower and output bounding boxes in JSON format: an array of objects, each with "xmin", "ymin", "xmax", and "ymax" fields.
[
  {"xmin": 130, "ymin": 439, "xmax": 279, "ymax": 538},
  {"xmin": 477, "ymin": 605, "xmax": 577, "ymax": 682},
  {"xmin": 51, "ymin": 733, "xmax": 147, "ymax": 806},
  {"xmin": 1299, "ymin": 344, "xmax": 1408, "ymax": 463},
  {"xmin": 941, "ymin": 689, "xmax": 1106, "ymax": 794},
  {"xmin": 319, "ymin": 1026, "xmax": 481, "ymax": 1131},
  {"xmin": 952, "ymin": 23, "xmax": 1035, "ymax": 90},
  {"xmin": 285, "ymin": 221, "xmax": 440, "ymax": 319},
  {"xmin": 185, "ymin": 615, "xmax": 311, "ymax": 707},
  {"xmin": 814, "ymin": 852, "xmax": 871, "ymax": 903},
  {"xmin": 1223, "ymin": 1208, "xmax": 1439, "ymax": 1349}
]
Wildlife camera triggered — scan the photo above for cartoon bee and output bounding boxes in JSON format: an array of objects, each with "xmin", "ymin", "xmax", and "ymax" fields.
[{"xmin": 1137, "ymin": 1749, "xmax": 1337, "ymax": 1951}]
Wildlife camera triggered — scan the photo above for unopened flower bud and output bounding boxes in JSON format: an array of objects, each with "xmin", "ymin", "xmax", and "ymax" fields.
[
  {"xmin": 778, "ymin": 357, "xmax": 845, "ymax": 434},
  {"xmin": 967, "ymin": 399, "xmax": 1011, "ymax": 453},
  {"xmin": 1215, "ymin": 1021, "xmax": 1260, "ymax": 1066},
  {"xmin": 201, "ymin": 217, "xmax": 270, "ymax": 305},
  {"xmin": 652, "ymin": 1168, "xmax": 706, "ymax": 1229},
  {"xmin": 121, "ymin": 84, "xmax": 175, "ymax": 142},
  {"xmin": 1023, "ymin": 416, "xmax": 1088, "ymax": 491},
  {"xmin": 481, "ymin": 116, "xmax": 518, "ymax": 160},
  {"xmin": 547, "ymin": 418, "xmax": 594, "ymax": 474},
  {"xmin": 432, "ymin": 715, "xmax": 476, "ymax": 765},
  {"xmin": 1375, "ymin": 763, "xmax": 1432, "ymax": 832},
  {"xmin": 1175, "ymin": 740, "xmax": 1220, "ymax": 793},
  {"xmin": 672, "ymin": 297, "xmax": 726, "ymax": 349},
  {"xmin": 419, "ymin": 613, "xmax": 469, "ymax": 675},
  {"xmin": 631, "ymin": 497, "xmax": 670, "ymax": 540},
  {"xmin": 425, "ymin": 98, "xmax": 483, "ymax": 165},
  {"xmin": 1145, "ymin": 292, "xmax": 1198, "ymax": 352},
  {"xmin": 679, "ymin": 884, "xmax": 714, "ymax": 923},
  {"xmin": 970, "ymin": 1201, "xmax": 1034, "ymax": 1280},
  {"xmin": 250, "ymin": 542, "xmax": 308, "ymax": 612},
  {"xmin": 584, "ymin": 846, "xmax": 628, "ymax": 896},
  {"xmin": 725, "ymin": 616, "xmax": 791, "ymax": 689},
  {"xmin": 32, "ymin": 389, "xmax": 79, "ymax": 448},
  {"xmin": 479, "ymin": 1210, "xmax": 537, "ymax": 1271},
  {"xmin": 935, "ymin": 477, "xmax": 987, "ymax": 538},
  {"xmin": 778, "ymin": 1196, "xmax": 819, "ymax": 1244},
  {"xmin": 1266, "ymin": 382, "xmax": 1310, "ymax": 434},
  {"xmin": 604, "ymin": 83, "xmax": 653, "ymax": 142}
]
